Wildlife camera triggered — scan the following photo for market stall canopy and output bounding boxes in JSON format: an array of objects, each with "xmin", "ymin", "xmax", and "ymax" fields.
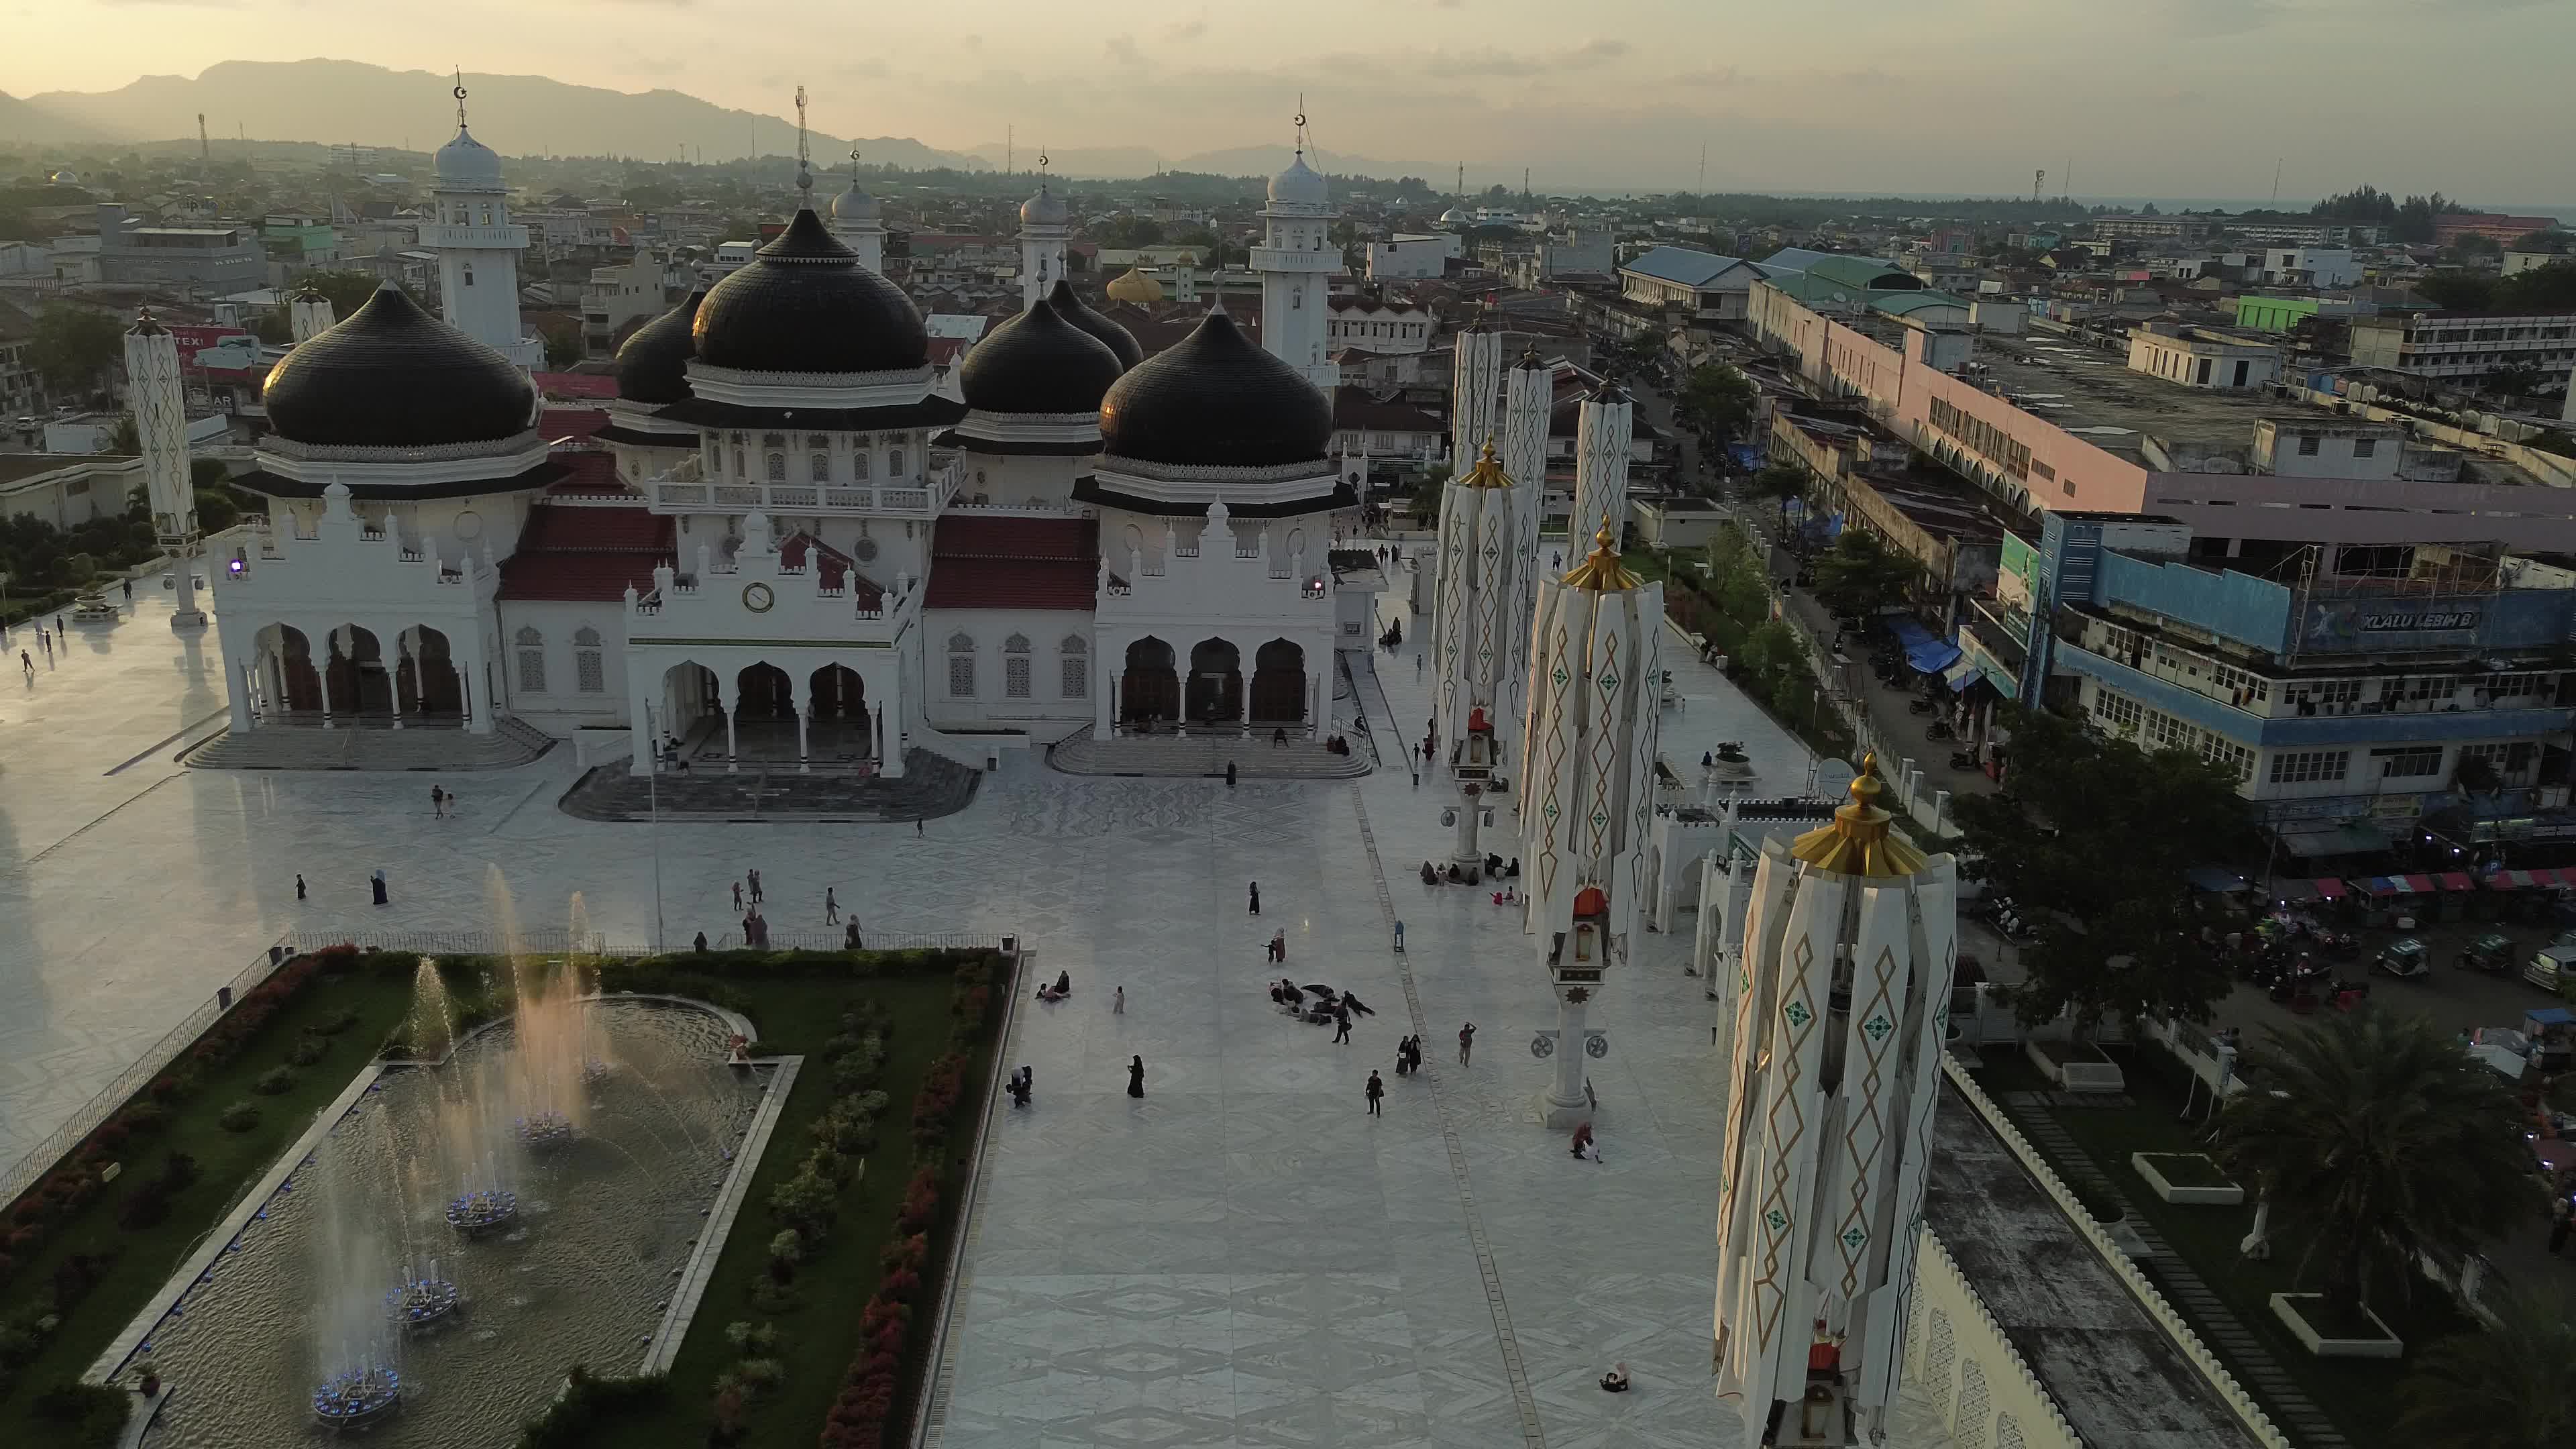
[
  {"xmin": 2278, "ymin": 824, "xmax": 2392, "ymax": 859},
  {"xmin": 2187, "ymin": 865, "xmax": 2250, "ymax": 894}
]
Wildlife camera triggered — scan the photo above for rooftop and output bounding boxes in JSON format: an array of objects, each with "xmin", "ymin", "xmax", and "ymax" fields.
[{"xmin": 1966, "ymin": 331, "xmax": 2307, "ymax": 453}]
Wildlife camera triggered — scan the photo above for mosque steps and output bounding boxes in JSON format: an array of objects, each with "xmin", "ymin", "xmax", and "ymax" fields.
[{"xmin": 182, "ymin": 722, "xmax": 555, "ymax": 772}]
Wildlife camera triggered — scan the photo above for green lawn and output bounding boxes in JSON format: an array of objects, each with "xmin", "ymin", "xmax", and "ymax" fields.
[
  {"xmin": 1, "ymin": 951, "xmax": 1006, "ymax": 1449},
  {"xmin": 1972, "ymin": 1044, "xmax": 2473, "ymax": 1449},
  {"xmin": 0, "ymin": 959, "xmax": 423, "ymax": 1447},
  {"xmin": 584, "ymin": 968, "xmax": 980, "ymax": 1448}
]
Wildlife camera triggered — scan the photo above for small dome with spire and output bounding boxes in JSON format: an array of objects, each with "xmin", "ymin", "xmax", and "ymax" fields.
[
  {"xmin": 1105, "ymin": 266, "xmax": 1164, "ymax": 305},
  {"xmin": 1020, "ymin": 181, "xmax": 1068, "ymax": 227},
  {"xmin": 1049, "ymin": 279, "xmax": 1142, "ymax": 369},
  {"xmin": 1269, "ymin": 152, "xmax": 1328, "ymax": 210},
  {"xmin": 435, "ymin": 125, "xmax": 505, "ymax": 193},
  {"xmin": 832, "ymin": 176, "xmax": 879, "ymax": 223}
]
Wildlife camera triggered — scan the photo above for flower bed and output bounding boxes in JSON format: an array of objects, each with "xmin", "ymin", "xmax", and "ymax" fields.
[
  {"xmin": 2131, "ymin": 1152, "xmax": 2245, "ymax": 1206},
  {"xmin": 2270, "ymin": 1293, "xmax": 2404, "ymax": 1359},
  {"xmin": 2027, "ymin": 1036, "xmax": 2128, "ymax": 1093}
]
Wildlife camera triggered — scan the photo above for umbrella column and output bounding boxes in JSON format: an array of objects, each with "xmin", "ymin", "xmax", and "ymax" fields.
[
  {"xmin": 1432, "ymin": 443, "xmax": 1533, "ymax": 874},
  {"xmin": 1519, "ymin": 530, "xmax": 1661, "ymax": 1126}
]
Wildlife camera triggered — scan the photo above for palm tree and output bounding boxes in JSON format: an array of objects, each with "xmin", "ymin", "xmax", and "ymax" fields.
[
  {"xmin": 2212, "ymin": 1008, "xmax": 2533, "ymax": 1314},
  {"xmin": 2397, "ymin": 1287, "xmax": 2576, "ymax": 1445}
]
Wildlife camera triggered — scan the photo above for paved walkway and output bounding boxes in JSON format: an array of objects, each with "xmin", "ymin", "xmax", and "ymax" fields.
[
  {"xmin": 557, "ymin": 749, "xmax": 980, "ymax": 822},
  {"xmin": 0, "ymin": 590, "xmax": 1960, "ymax": 1448}
]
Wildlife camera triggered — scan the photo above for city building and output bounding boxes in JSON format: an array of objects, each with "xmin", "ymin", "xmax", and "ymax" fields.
[
  {"xmin": 579, "ymin": 252, "xmax": 669, "ymax": 358},
  {"xmin": 2504, "ymin": 248, "xmax": 2571, "ymax": 276},
  {"xmin": 2224, "ymin": 219, "xmax": 2383, "ymax": 248},
  {"xmin": 1364, "ymin": 233, "xmax": 1460, "ymax": 282},
  {"xmin": 2249, "ymin": 247, "xmax": 2358, "ymax": 288},
  {"xmin": 1617, "ymin": 246, "xmax": 1768, "ymax": 322},
  {"xmin": 1322, "ymin": 292, "xmax": 1432, "ymax": 356},
  {"xmin": 2349, "ymin": 309, "xmax": 2576, "ymax": 381},
  {"xmin": 0, "ymin": 452, "xmax": 144, "ymax": 529},
  {"xmin": 2003, "ymin": 511, "xmax": 2575, "ymax": 839},
  {"xmin": 2089, "ymin": 214, "xmax": 2211, "ymax": 243},
  {"xmin": 94, "ymin": 206, "xmax": 265, "ymax": 295},
  {"xmin": 2432, "ymin": 213, "xmax": 2559, "ymax": 248},
  {"xmin": 2124, "ymin": 323, "xmax": 2282, "ymax": 392}
]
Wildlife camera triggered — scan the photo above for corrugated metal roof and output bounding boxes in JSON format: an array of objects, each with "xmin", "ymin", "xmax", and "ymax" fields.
[{"xmin": 1617, "ymin": 246, "xmax": 1754, "ymax": 288}]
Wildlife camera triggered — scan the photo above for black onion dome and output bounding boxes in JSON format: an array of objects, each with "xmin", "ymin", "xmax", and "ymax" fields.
[
  {"xmin": 1049, "ymin": 278, "xmax": 1142, "ymax": 370},
  {"xmin": 614, "ymin": 287, "xmax": 706, "ymax": 405},
  {"xmin": 960, "ymin": 299, "xmax": 1124, "ymax": 415},
  {"xmin": 1099, "ymin": 311, "xmax": 1332, "ymax": 470},
  {"xmin": 692, "ymin": 209, "xmax": 926, "ymax": 374},
  {"xmin": 262, "ymin": 284, "xmax": 533, "ymax": 449}
]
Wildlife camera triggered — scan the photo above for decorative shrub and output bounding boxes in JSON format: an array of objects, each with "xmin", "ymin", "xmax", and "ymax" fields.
[
  {"xmin": 252, "ymin": 1065, "xmax": 297, "ymax": 1095},
  {"xmin": 217, "ymin": 1100, "xmax": 260, "ymax": 1133},
  {"xmin": 288, "ymin": 1034, "xmax": 329, "ymax": 1067}
]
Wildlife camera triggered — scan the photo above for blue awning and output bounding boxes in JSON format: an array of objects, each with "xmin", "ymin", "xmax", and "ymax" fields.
[
  {"xmin": 1887, "ymin": 618, "xmax": 1960, "ymax": 674},
  {"xmin": 1943, "ymin": 658, "xmax": 1981, "ymax": 692}
]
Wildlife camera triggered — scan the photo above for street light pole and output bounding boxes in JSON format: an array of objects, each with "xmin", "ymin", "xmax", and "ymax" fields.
[{"xmin": 645, "ymin": 702, "xmax": 665, "ymax": 956}]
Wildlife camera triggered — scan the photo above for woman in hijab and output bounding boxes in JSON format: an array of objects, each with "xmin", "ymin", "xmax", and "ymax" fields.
[{"xmin": 1126, "ymin": 1055, "xmax": 1145, "ymax": 1098}]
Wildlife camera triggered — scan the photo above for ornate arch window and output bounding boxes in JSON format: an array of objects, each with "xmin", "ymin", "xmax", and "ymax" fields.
[
  {"xmin": 1060, "ymin": 634, "xmax": 1089, "ymax": 700},
  {"xmin": 1004, "ymin": 634, "xmax": 1032, "ymax": 698},
  {"xmin": 761, "ymin": 432, "xmax": 787, "ymax": 449},
  {"xmin": 809, "ymin": 451, "xmax": 829, "ymax": 482},
  {"xmin": 886, "ymin": 445, "xmax": 906, "ymax": 479},
  {"xmin": 805, "ymin": 434, "xmax": 830, "ymax": 451},
  {"xmin": 572, "ymin": 627, "xmax": 605, "ymax": 694},
  {"xmin": 462, "ymin": 262, "xmax": 476, "ymax": 288},
  {"xmin": 853, "ymin": 447, "xmax": 871, "ymax": 481},
  {"xmin": 766, "ymin": 452, "xmax": 787, "ymax": 482},
  {"xmin": 514, "ymin": 626, "xmax": 546, "ymax": 693},
  {"xmin": 945, "ymin": 632, "xmax": 976, "ymax": 698}
]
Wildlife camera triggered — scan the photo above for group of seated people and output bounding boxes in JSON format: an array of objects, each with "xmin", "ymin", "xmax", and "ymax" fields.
[
  {"xmin": 1323, "ymin": 735, "xmax": 1352, "ymax": 755},
  {"xmin": 1419, "ymin": 856, "xmax": 1521, "ymax": 887},
  {"xmin": 1491, "ymin": 886, "xmax": 1519, "ymax": 906},
  {"xmin": 1006, "ymin": 1066, "xmax": 1033, "ymax": 1107},
  {"xmin": 1035, "ymin": 969, "xmax": 1072, "ymax": 1003}
]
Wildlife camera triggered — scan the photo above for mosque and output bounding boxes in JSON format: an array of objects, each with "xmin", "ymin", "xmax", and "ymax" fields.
[{"xmin": 196, "ymin": 105, "xmax": 1374, "ymax": 777}]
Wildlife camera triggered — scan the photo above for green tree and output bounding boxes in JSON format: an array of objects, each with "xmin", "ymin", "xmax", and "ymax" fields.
[
  {"xmin": 250, "ymin": 309, "xmax": 292, "ymax": 345},
  {"xmin": 1808, "ymin": 530, "xmax": 1919, "ymax": 619},
  {"xmin": 1090, "ymin": 215, "xmax": 1165, "ymax": 250},
  {"xmin": 2486, "ymin": 360, "xmax": 2545, "ymax": 402},
  {"xmin": 1750, "ymin": 463, "xmax": 1807, "ymax": 503},
  {"xmin": 1676, "ymin": 362, "xmax": 1759, "ymax": 442},
  {"xmin": 28, "ymin": 303, "xmax": 124, "ymax": 396},
  {"xmin": 2397, "ymin": 1287, "xmax": 2576, "ymax": 1447},
  {"xmin": 2213, "ymin": 1009, "xmax": 2532, "ymax": 1313},
  {"xmin": 2416, "ymin": 272, "xmax": 2499, "ymax": 311},
  {"xmin": 301, "ymin": 269, "xmax": 396, "ymax": 320},
  {"xmin": 1950, "ymin": 704, "xmax": 2256, "ymax": 1032},
  {"xmin": 544, "ymin": 330, "xmax": 582, "ymax": 370},
  {"xmin": 107, "ymin": 415, "xmax": 139, "ymax": 455}
]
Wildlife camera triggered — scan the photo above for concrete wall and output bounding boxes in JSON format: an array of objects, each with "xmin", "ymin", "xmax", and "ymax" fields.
[{"xmin": 1907, "ymin": 1230, "xmax": 2086, "ymax": 1449}]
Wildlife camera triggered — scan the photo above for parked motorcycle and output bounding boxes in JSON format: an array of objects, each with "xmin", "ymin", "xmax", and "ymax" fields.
[{"xmin": 1927, "ymin": 718, "xmax": 1957, "ymax": 740}]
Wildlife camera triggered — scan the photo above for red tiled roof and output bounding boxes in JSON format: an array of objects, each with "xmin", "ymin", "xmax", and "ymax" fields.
[
  {"xmin": 499, "ymin": 505, "xmax": 673, "ymax": 601},
  {"xmin": 925, "ymin": 516, "xmax": 1097, "ymax": 610},
  {"xmin": 926, "ymin": 337, "xmax": 969, "ymax": 367},
  {"xmin": 547, "ymin": 451, "xmax": 627, "ymax": 494},
  {"xmin": 777, "ymin": 531, "xmax": 885, "ymax": 608},
  {"xmin": 1334, "ymin": 392, "xmax": 1442, "ymax": 431},
  {"xmin": 535, "ymin": 373, "xmax": 620, "ymax": 400},
  {"xmin": 542, "ymin": 407, "xmax": 611, "ymax": 441}
]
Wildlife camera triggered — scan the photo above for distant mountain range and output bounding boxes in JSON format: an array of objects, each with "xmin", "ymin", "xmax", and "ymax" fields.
[
  {"xmin": 3, "ymin": 60, "xmax": 985, "ymax": 169},
  {"xmin": 964, "ymin": 142, "xmax": 1432, "ymax": 183}
]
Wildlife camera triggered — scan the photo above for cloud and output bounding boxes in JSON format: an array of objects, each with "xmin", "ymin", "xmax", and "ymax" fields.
[
  {"xmin": 1104, "ymin": 34, "xmax": 1142, "ymax": 65},
  {"xmin": 1163, "ymin": 16, "xmax": 1208, "ymax": 41},
  {"xmin": 1568, "ymin": 38, "xmax": 1629, "ymax": 62}
]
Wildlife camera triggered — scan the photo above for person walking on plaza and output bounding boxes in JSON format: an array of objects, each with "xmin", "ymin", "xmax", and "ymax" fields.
[
  {"xmin": 916, "ymin": 818, "xmax": 924, "ymax": 837},
  {"xmin": 1126, "ymin": 1055, "xmax": 1146, "ymax": 1098},
  {"xmin": 431, "ymin": 784, "xmax": 445, "ymax": 818},
  {"xmin": 1226, "ymin": 760, "xmax": 1237, "ymax": 789},
  {"xmin": 732, "ymin": 880, "xmax": 744, "ymax": 912},
  {"xmin": 122, "ymin": 579, "xmax": 132, "ymax": 602},
  {"xmin": 370, "ymin": 869, "xmax": 388, "ymax": 906},
  {"xmin": 1334, "ymin": 1006, "xmax": 1353, "ymax": 1044},
  {"xmin": 1365, "ymin": 1070, "xmax": 1385, "ymax": 1116},
  {"xmin": 824, "ymin": 887, "xmax": 839, "ymax": 924},
  {"xmin": 1458, "ymin": 1021, "xmax": 1476, "ymax": 1065},
  {"xmin": 19, "ymin": 650, "xmax": 32, "ymax": 682},
  {"xmin": 747, "ymin": 868, "xmax": 763, "ymax": 904},
  {"xmin": 1112, "ymin": 985, "xmax": 1125, "ymax": 1015},
  {"xmin": 1248, "ymin": 881, "xmax": 1261, "ymax": 916},
  {"xmin": 294, "ymin": 873, "xmax": 307, "ymax": 901}
]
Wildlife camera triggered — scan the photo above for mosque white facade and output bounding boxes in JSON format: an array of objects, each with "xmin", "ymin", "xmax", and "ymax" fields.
[{"xmin": 201, "ymin": 109, "xmax": 1374, "ymax": 778}]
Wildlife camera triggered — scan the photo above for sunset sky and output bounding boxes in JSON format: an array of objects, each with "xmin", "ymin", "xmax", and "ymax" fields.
[{"xmin": 5, "ymin": 0, "xmax": 2570, "ymax": 199}]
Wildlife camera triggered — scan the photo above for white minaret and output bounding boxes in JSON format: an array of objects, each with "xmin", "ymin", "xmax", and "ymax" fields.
[
  {"xmin": 288, "ymin": 283, "xmax": 335, "ymax": 343},
  {"xmin": 423, "ymin": 76, "xmax": 539, "ymax": 368},
  {"xmin": 1499, "ymin": 347, "xmax": 1552, "ymax": 727},
  {"xmin": 1449, "ymin": 319, "xmax": 1502, "ymax": 469},
  {"xmin": 1712, "ymin": 761, "xmax": 1958, "ymax": 1448},
  {"xmin": 1018, "ymin": 166, "xmax": 1069, "ymax": 309},
  {"xmin": 1570, "ymin": 379, "xmax": 1635, "ymax": 554},
  {"xmin": 123, "ymin": 310, "xmax": 205, "ymax": 629},
  {"xmin": 1519, "ymin": 532, "xmax": 1662, "ymax": 1126},
  {"xmin": 1254, "ymin": 113, "xmax": 1341, "ymax": 392},
  {"xmin": 1431, "ymin": 443, "xmax": 1536, "ymax": 871},
  {"xmin": 831, "ymin": 148, "xmax": 887, "ymax": 272}
]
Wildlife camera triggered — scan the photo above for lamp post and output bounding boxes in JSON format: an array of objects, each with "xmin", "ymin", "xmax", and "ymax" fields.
[{"xmin": 644, "ymin": 701, "xmax": 665, "ymax": 955}]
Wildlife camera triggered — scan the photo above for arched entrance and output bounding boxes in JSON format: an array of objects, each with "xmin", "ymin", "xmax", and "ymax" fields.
[
  {"xmin": 1121, "ymin": 637, "xmax": 1179, "ymax": 727},
  {"xmin": 400, "ymin": 627, "xmax": 463, "ymax": 719},
  {"xmin": 809, "ymin": 663, "xmax": 872, "ymax": 763},
  {"xmin": 1187, "ymin": 638, "xmax": 1241, "ymax": 726},
  {"xmin": 1250, "ymin": 639, "xmax": 1306, "ymax": 725},
  {"xmin": 323, "ymin": 625, "xmax": 390, "ymax": 718},
  {"xmin": 268, "ymin": 624, "xmax": 323, "ymax": 714},
  {"xmin": 736, "ymin": 663, "xmax": 794, "ymax": 721}
]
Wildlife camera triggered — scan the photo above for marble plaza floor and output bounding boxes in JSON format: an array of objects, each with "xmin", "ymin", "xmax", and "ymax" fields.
[{"xmin": 0, "ymin": 586, "xmax": 1953, "ymax": 1448}]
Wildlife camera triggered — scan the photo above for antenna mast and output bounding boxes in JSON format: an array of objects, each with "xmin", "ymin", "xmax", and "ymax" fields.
[
  {"xmin": 793, "ymin": 85, "xmax": 812, "ymax": 205},
  {"xmin": 197, "ymin": 113, "xmax": 209, "ymax": 182}
]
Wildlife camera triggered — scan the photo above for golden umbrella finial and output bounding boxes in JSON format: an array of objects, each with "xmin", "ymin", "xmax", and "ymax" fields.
[
  {"xmin": 1790, "ymin": 753, "xmax": 1928, "ymax": 878},
  {"xmin": 1560, "ymin": 527, "xmax": 1639, "ymax": 592}
]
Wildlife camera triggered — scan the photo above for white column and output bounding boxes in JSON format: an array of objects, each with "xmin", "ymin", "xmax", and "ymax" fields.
[
  {"xmin": 1452, "ymin": 782, "xmax": 1484, "ymax": 868},
  {"xmin": 1237, "ymin": 643, "xmax": 1251, "ymax": 734},
  {"xmin": 1309, "ymin": 662, "xmax": 1325, "ymax": 740},
  {"xmin": 794, "ymin": 674, "xmax": 812, "ymax": 773},
  {"xmin": 720, "ymin": 674, "xmax": 741, "ymax": 772},
  {"xmin": 1099, "ymin": 667, "xmax": 1120, "ymax": 737},
  {"xmin": 223, "ymin": 643, "xmax": 254, "ymax": 731},
  {"xmin": 389, "ymin": 632, "xmax": 409, "ymax": 730},
  {"xmin": 877, "ymin": 668, "xmax": 906, "ymax": 779},
  {"xmin": 315, "ymin": 623, "xmax": 339, "ymax": 727},
  {"xmin": 461, "ymin": 627, "xmax": 494, "ymax": 736},
  {"xmin": 627, "ymin": 655, "xmax": 656, "ymax": 777},
  {"xmin": 1547, "ymin": 994, "xmax": 1590, "ymax": 1118}
]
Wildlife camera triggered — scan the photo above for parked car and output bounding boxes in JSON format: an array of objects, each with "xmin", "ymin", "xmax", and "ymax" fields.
[
  {"xmin": 2373, "ymin": 938, "xmax": 2430, "ymax": 981},
  {"xmin": 2524, "ymin": 945, "xmax": 2576, "ymax": 996},
  {"xmin": 2457, "ymin": 932, "xmax": 2516, "ymax": 975}
]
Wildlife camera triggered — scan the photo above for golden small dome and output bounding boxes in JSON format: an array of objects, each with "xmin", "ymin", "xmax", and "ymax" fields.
[
  {"xmin": 1458, "ymin": 438, "xmax": 1513, "ymax": 489},
  {"xmin": 1560, "ymin": 527, "xmax": 1640, "ymax": 592},
  {"xmin": 1106, "ymin": 266, "xmax": 1165, "ymax": 304},
  {"xmin": 1789, "ymin": 753, "xmax": 1929, "ymax": 879}
]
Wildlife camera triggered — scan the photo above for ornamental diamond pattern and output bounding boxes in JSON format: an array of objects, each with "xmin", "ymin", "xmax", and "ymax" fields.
[
  {"xmin": 1765, "ymin": 1208, "xmax": 1788, "ymax": 1234},
  {"xmin": 1863, "ymin": 1012, "xmax": 1894, "ymax": 1044},
  {"xmin": 1841, "ymin": 1225, "xmax": 1868, "ymax": 1252},
  {"xmin": 1783, "ymin": 999, "xmax": 1811, "ymax": 1028}
]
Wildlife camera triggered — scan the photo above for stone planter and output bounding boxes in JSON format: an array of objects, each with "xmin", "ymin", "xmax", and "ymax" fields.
[
  {"xmin": 2131, "ymin": 1152, "xmax": 2244, "ymax": 1206},
  {"xmin": 2025, "ymin": 1036, "xmax": 2127, "ymax": 1092},
  {"xmin": 2270, "ymin": 1293, "xmax": 2404, "ymax": 1358}
]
